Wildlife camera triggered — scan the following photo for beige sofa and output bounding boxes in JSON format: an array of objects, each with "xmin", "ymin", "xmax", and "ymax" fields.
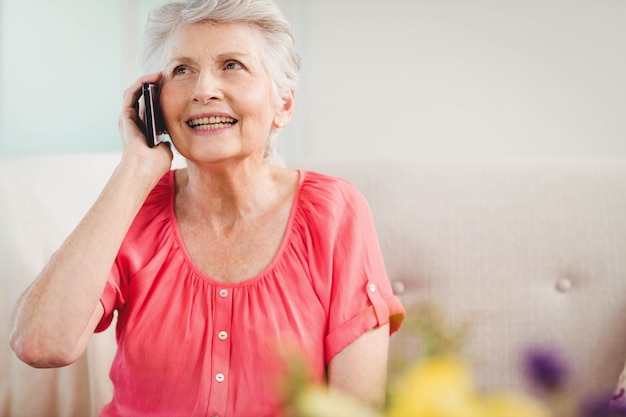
[{"xmin": 2, "ymin": 153, "xmax": 626, "ymax": 416}]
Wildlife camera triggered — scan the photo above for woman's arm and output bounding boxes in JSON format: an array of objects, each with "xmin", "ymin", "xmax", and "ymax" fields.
[
  {"xmin": 327, "ymin": 324, "xmax": 390, "ymax": 408},
  {"xmin": 9, "ymin": 73, "xmax": 172, "ymax": 368}
]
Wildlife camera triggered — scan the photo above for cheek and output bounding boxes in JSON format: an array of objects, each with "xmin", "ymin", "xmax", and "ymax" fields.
[
  {"xmin": 239, "ymin": 84, "xmax": 278, "ymax": 121},
  {"xmin": 159, "ymin": 84, "xmax": 186, "ymax": 121}
]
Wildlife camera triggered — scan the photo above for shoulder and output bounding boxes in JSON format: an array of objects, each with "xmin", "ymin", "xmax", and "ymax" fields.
[
  {"xmin": 296, "ymin": 170, "xmax": 373, "ymax": 232},
  {"xmin": 124, "ymin": 170, "xmax": 175, "ymax": 238},
  {"xmin": 144, "ymin": 170, "xmax": 175, "ymax": 207},
  {"xmin": 299, "ymin": 170, "xmax": 368, "ymax": 209}
]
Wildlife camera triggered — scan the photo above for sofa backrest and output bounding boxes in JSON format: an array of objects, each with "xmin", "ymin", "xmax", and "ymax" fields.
[
  {"xmin": 1, "ymin": 154, "xmax": 122, "ymax": 417},
  {"xmin": 304, "ymin": 158, "xmax": 626, "ymax": 402},
  {"xmin": 2, "ymin": 154, "xmax": 626, "ymax": 416}
]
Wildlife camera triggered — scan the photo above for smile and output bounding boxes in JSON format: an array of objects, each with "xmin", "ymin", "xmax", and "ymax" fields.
[{"xmin": 187, "ymin": 116, "xmax": 238, "ymax": 130}]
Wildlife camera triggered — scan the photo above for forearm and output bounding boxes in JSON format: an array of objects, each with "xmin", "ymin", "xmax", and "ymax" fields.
[
  {"xmin": 9, "ymin": 157, "xmax": 164, "ymax": 367},
  {"xmin": 328, "ymin": 325, "xmax": 390, "ymax": 408}
]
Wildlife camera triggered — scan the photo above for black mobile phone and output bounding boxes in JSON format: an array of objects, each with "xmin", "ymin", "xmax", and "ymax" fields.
[{"xmin": 141, "ymin": 83, "xmax": 166, "ymax": 148}]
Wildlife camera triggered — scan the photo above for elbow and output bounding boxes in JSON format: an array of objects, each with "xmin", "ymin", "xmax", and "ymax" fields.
[
  {"xmin": 9, "ymin": 331, "xmax": 78, "ymax": 369},
  {"xmin": 9, "ymin": 302, "xmax": 83, "ymax": 368}
]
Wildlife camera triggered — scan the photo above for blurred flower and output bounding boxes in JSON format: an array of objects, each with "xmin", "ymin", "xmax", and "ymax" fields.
[
  {"xmin": 581, "ymin": 393, "xmax": 626, "ymax": 417},
  {"xmin": 291, "ymin": 385, "xmax": 381, "ymax": 417},
  {"xmin": 524, "ymin": 346, "xmax": 570, "ymax": 392},
  {"xmin": 387, "ymin": 354, "xmax": 550, "ymax": 417},
  {"xmin": 387, "ymin": 355, "xmax": 482, "ymax": 417},
  {"xmin": 480, "ymin": 392, "xmax": 551, "ymax": 417}
]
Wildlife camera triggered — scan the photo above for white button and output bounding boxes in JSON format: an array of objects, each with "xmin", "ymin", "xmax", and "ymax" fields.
[
  {"xmin": 368, "ymin": 283, "xmax": 376, "ymax": 293},
  {"xmin": 392, "ymin": 281, "xmax": 405, "ymax": 295},
  {"xmin": 556, "ymin": 278, "xmax": 572, "ymax": 292},
  {"xmin": 218, "ymin": 331, "xmax": 228, "ymax": 341},
  {"xmin": 215, "ymin": 373, "xmax": 225, "ymax": 382},
  {"xmin": 219, "ymin": 289, "xmax": 229, "ymax": 298}
]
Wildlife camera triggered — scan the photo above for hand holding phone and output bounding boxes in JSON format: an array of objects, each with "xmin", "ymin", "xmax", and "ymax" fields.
[{"xmin": 141, "ymin": 83, "xmax": 166, "ymax": 148}]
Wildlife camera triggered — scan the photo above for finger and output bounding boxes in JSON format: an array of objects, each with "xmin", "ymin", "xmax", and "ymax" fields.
[
  {"xmin": 121, "ymin": 72, "xmax": 163, "ymax": 114},
  {"xmin": 119, "ymin": 73, "xmax": 163, "ymax": 136}
]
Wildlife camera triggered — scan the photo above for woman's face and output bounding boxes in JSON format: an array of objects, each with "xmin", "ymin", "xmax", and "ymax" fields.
[{"xmin": 159, "ymin": 22, "xmax": 291, "ymax": 164}]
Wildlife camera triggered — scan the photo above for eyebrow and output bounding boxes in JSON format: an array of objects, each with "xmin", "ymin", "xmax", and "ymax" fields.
[
  {"xmin": 215, "ymin": 51, "xmax": 253, "ymax": 61},
  {"xmin": 167, "ymin": 52, "xmax": 254, "ymax": 64}
]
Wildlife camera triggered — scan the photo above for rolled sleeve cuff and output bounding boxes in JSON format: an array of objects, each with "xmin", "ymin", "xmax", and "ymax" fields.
[
  {"xmin": 324, "ymin": 286, "xmax": 405, "ymax": 364},
  {"xmin": 94, "ymin": 281, "xmax": 117, "ymax": 333}
]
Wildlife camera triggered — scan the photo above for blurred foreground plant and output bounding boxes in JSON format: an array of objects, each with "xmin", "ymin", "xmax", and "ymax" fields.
[
  {"xmin": 523, "ymin": 346, "xmax": 626, "ymax": 417},
  {"xmin": 387, "ymin": 353, "xmax": 550, "ymax": 417},
  {"xmin": 287, "ymin": 302, "xmax": 626, "ymax": 417}
]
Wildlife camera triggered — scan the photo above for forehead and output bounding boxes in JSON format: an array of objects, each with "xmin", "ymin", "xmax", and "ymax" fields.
[{"xmin": 165, "ymin": 21, "xmax": 267, "ymax": 61}]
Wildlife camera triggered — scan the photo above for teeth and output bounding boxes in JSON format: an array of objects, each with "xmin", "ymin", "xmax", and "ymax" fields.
[{"xmin": 188, "ymin": 116, "xmax": 237, "ymax": 129}]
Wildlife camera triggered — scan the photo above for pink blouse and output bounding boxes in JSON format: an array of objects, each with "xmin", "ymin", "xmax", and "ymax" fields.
[{"xmin": 96, "ymin": 169, "xmax": 405, "ymax": 417}]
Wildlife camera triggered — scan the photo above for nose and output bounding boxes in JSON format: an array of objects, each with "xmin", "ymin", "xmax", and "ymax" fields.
[{"xmin": 192, "ymin": 70, "xmax": 221, "ymax": 103}]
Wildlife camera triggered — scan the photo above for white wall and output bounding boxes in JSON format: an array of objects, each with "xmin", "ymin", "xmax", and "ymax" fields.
[
  {"xmin": 277, "ymin": 0, "xmax": 626, "ymax": 161},
  {"xmin": 2, "ymin": 0, "xmax": 625, "ymax": 160},
  {"xmin": 0, "ymin": 0, "xmax": 168, "ymax": 156},
  {"xmin": 0, "ymin": 0, "xmax": 124, "ymax": 155}
]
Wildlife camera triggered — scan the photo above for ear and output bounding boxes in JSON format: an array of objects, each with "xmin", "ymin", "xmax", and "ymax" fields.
[{"xmin": 273, "ymin": 89, "xmax": 296, "ymax": 128}]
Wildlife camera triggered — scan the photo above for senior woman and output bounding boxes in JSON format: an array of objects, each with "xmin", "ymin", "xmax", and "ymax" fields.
[{"xmin": 9, "ymin": 0, "xmax": 404, "ymax": 416}]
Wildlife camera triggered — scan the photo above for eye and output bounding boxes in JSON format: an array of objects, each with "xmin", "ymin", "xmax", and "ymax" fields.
[
  {"xmin": 173, "ymin": 65, "xmax": 190, "ymax": 75},
  {"xmin": 224, "ymin": 60, "xmax": 243, "ymax": 70}
]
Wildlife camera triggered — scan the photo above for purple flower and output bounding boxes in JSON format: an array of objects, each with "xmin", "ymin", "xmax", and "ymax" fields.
[
  {"xmin": 523, "ymin": 346, "xmax": 570, "ymax": 391},
  {"xmin": 580, "ymin": 393, "xmax": 626, "ymax": 417}
]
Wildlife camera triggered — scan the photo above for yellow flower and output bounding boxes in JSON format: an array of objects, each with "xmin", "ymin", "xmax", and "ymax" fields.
[
  {"xmin": 386, "ymin": 355, "xmax": 483, "ymax": 417},
  {"xmin": 480, "ymin": 392, "xmax": 551, "ymax": 417},
  {"xmin": 293, "ymin": 385, "xmax": 382, "ymax": 417}
]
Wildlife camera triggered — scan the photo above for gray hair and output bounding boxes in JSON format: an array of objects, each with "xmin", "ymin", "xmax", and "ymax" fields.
[{"xmin": 142, "ymin": 0, "xmax": 301, "ymax": 161}]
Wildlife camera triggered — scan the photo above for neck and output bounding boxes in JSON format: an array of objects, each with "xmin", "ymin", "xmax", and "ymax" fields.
[{"xmin": 175, "ymin": 160, "xmax": 280, "ymax": 229}]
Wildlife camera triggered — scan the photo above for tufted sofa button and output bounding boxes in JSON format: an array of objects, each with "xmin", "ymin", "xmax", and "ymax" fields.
[
  {"xmin": 392, "ymin": 281, "xmax": 406, "ymax": 295},
  {"xmin": 556, "ymin": 277, "xmax": 572, "ymax": 293}
]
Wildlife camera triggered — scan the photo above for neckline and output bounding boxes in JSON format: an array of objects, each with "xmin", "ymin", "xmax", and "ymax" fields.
[{"xmin": 166, "ymin": 169, "xmax": 305, "ymax": 288}]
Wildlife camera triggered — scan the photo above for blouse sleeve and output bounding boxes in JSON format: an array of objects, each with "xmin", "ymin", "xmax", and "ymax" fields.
[
  {"xmin": 94, "ymin": 259, "xmax": 127, "ymax": 333},
  {"xmin": 92, "ymin": 171, "xmax": 172, "ymax": 334},
  {"xmin": 320, "ymin": 179, "xmax": 405, "ymax": 363}
]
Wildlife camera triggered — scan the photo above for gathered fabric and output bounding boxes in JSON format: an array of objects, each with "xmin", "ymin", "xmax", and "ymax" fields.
[{"xmin": 97, "ymin": 169, "xmax": 405, "ymax": 417}]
